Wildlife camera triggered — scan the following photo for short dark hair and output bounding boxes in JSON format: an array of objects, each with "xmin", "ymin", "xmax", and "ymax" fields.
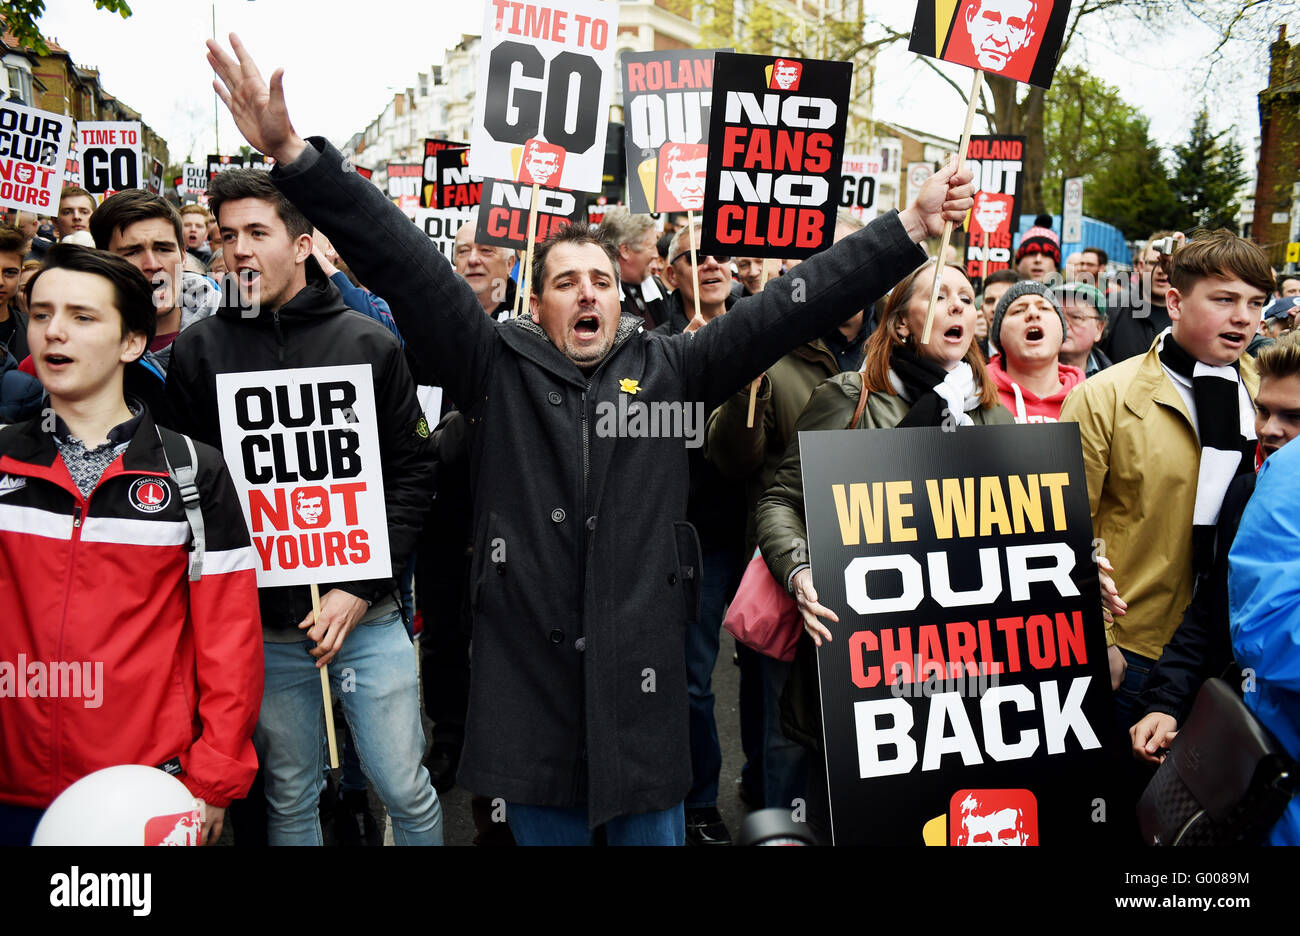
[
  {"xmin": 1279, "ymin": 273, "xmax": 1300, "ymax": 292},
  {"xmin": 983, "ymin": 269, "xmax": 1020, "ymax": 290},
  {"xmin": 530, "ymin": 223, "xmax": 619, "ymax": 296},
  {"xmin": 0, "ymin": 225, "xmax": 25, "ymax": 256},
  {"xmin": 60, "ymin": 185, "xmax": 94, "ymax": 206},
  {"xmin": 656, "ymin": 230, "xmax": 673, "ymax": 261},
  {"xmin": 1082, "ymin": 246, "xmax": 1108, "ymax": 267},
  {"xmin": 207, "ymin": 168, "xmax": 312, "ymax": 239},
  {"xmin": 1166, "ymin": 230, "xmax": 1274, "ymax": 297},
  {"xmin": 89, "ymin": 189, "xmax": 184, "ymax": 252},
  {"xmin": 25, "ymin": 244, "xmax": 157, "ymax": 348}
]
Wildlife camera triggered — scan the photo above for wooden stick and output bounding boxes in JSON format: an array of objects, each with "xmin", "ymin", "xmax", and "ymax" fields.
[
  {"xmin": 312, "ymin": 582, "xmax": 339, "ymax": 769},
  {"xmin": 921, "ymin": 69, "xmax": 984, "ymax": 346},
  {"xmin": 514, "ymin": 182, "xmax": 542, "ymax": 319},
  {"xmin": 688, "ymin": 209, "xmax": 702, "ymax": 326},
  {"xmin": 745, "ymin": 262, "xmax": 773, "ymax": 427}
]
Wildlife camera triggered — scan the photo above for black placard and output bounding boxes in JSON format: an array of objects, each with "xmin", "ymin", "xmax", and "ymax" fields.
[
  {"xmin": 475, "ymin": 178, "xmax": 587, "ymax": 250},
  {"xmin": 419, "ymin": 138, "xmax": 464, "ymax": 208},
  {"xmin": 909, "ymin": 0, "xmax": 1073, "ymax": 90},
  {"xmin": 435, "ymin": 147, "xmax": 480, "ymax": 209},
  {"xmin": 964, "ymin": 134, "xmax": 1026, "ymax": 282}
]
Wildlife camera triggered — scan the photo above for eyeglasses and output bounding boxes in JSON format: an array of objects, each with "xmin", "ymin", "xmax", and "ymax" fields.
[
  {"xmin": 1065, "ymin": 312, "xmax": 1100, "ymax": 326},
  {"xmin": 671, "ymin": 251, "xmax": 730, "ymax": 267}
]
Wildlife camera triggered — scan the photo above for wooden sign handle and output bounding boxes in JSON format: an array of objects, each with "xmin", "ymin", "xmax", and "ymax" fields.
[
  {"xmin": 921, "ymin": 69, "xmax": 984, "ymax": 346},
  {"xmin": 513, "ymin": 182, "xmax": 543, "ymax": 319},
  {"xmin": 688, "ymin": 209, "xmax": 702, "ymax": 327},
  {"xmin": 311, "ymin": 582, "xmax": 340, "ymax": 770}
]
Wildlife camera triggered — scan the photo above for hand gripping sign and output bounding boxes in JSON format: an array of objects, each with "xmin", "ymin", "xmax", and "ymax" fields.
[
  {"xmin": 797, "ymin": 423, "xmax": 1111, "ymax": 845},
  {"xmin": 908, "ymin": 0, "xmax": 1072, "ymax": 343},
  {"xmin": 471, "ymin": 0, "xmax": 620, "ymax": 194},
  {"xmin": 217, "ymin": 365, "xmax": 392, "ymax": 767},
  {"xmin": 0, "ymin": 100, "xmax": 73, "ymax": 213}
]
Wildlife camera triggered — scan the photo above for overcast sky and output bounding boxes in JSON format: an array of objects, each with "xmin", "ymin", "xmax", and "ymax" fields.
[{"xmin": 36, "ymin": 0, "xmax": 1283, "ymax": 167}]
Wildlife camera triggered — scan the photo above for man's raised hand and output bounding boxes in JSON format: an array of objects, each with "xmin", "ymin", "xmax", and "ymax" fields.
[{"xmin": 206, "ymin": 33, "xmax": 307, "ymax": 165}]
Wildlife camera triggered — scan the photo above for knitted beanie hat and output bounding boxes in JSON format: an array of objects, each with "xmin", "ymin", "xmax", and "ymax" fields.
[
  {"xmin": 1015, "ymin": 213, "xmax": 1061, "ymax": 267},
  {"xmin": 992, "ymin": 280, "xmax": 1067, "ymax": 348}
]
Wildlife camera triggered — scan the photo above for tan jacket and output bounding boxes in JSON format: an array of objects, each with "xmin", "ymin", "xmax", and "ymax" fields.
[{"xmin": 1058, "ymin": 340, "xmax": 1258, "ymax": 660}]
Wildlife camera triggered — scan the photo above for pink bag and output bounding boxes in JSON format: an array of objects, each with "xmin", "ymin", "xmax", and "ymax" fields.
[{"xmin": 724, "ymin": 549, "xmax": 801, "ymax": 662}]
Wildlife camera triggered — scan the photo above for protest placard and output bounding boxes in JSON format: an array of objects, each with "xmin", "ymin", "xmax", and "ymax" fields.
[
  {"xmin": 839, "ymin": 153, "xmax": 883, "ymax": 223},
  {"xmin": 78, "ymin": 122, "xmax": 143, "ymax": 197},
  {"xmin": 476, "ymin": 177, "xmax": 587, "ymax": 250},
  {"xmin": 207, "ymin": 154, "xmax": 244, "ymax": 184},
  {"xmin": 419, "ymin": 138, "xmax": 464, "ymax": 208},
  {"xmin": 698, "ymin": 52, "xmax": 852, "ymax": 260},
  {"xmin": 148, "ymin": 157, "xmax": 165, "ymax": 195},
  {"xmin": 181, "ymin": 163, "xmax": 208, "ymax": 197},
  {"xmin": 909, "ymin": 0, "xmax": 1073, "ymax": 89},
  {"xmin": 963, "ymin": 134, "xmax": 1025, "ymax": 282},
  {"xmin": 621, "ymin": 49, "xmax": 721, "ymax": 214},
  {"xmin": 215, "ymin": 364, "xmax": 392, "ymax": 589},
  {"xmin": 798, "ymin": 423, "xmax": 1111, "ymax": 845},
  {"xmin": 435, "ymin": 147, "xmax": 480, "ymax": 209},
  {"xmin": 0, "ymin": 100, "xmax": 73, "ymax": 213},
  {"xmin": 408, "ymin": 206, "xmax": 477, "ymax": 262},
  {"xmin": 385, "ymin": 163, "xmax": 422, "ymax": 210},
  {"xmin": 470, "ymin": 0, "xmax": 620, "ymax": 193}
]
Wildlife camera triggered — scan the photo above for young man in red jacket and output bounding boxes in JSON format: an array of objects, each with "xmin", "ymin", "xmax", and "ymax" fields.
[
  {"xmin": 986, "ymin": 280, "xmax": 1085, "ymax": 422},
  {"xmin": 0, "ymin": 245, "xmax": 263, "ymax": 845}
]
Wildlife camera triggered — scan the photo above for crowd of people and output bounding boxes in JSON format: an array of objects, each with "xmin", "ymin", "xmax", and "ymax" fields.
[{"xmin": 1, "ymin": 35, "xmax": 1298, "ymax": 847}]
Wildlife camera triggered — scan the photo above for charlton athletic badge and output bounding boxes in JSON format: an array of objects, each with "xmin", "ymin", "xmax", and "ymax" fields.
[{"xmin": 129, "ymin": 477, "xmax": 171, "ymax": 513}]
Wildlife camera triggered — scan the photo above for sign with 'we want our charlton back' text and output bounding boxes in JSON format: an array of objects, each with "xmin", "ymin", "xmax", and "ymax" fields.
[{"xmin": 215, "ymin": 365, "xmax": 391, "ymax": 588}]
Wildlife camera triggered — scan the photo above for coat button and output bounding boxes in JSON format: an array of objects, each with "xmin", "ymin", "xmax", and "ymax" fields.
[
  {"xmin": 586, "ymin": 515, "xmax": 596, "ymax": 531},
  {"xmin": 551, "ymin": 508, "xmax": 566, "ymax": 523},
  {"xmin": 574, "ymin": 637, "xmax": 586, "ymax": 652},
  {"xmin": 550, "ymin": 628, "xmax": 565, "ymax": 644},
  {"xmin": 547, "ymin": 391, "xmax": 562, "ymax": 405},
  {"xmin": 667, "ymin": 572, "xmax": 678, "ymax": 585}
]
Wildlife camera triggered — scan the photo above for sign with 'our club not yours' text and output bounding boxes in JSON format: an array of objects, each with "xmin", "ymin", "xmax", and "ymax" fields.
[
  {"xmin": 798, "ymin": 423, "xmax": 1111, "ymax": 845},
  {"xmin": 699, "ymin": 52, "xmax": 852, "ymax": 260},
  {"xmin": 216, "ymin": 366, "xmax": 391, "ymax": 588},
  {"xmin": 0, "ymin": 100, "xmax": 73, "ymax": 213},
  {"xmin": 471, "ymin": 0, "xmax": 619, "ymax": 193}
]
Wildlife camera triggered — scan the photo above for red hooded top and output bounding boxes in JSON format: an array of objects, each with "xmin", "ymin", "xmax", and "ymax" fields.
[{"xmin": 987, "ymin": 355, "xmax": 1086, "ymax": 424}]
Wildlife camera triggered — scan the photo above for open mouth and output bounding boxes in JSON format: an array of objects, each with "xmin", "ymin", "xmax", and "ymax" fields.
[
  {"xmin": 573, "ymin": 314, "xmax": 600, "ymax": 339},
  {"xmin": 1219, "ymin": 331, "xmax": 1245, "ymax": 346},
  {"xmin": 943, "ymin": 324, "xmax": 964, "ymax": 341},
  {"xmin": 1026, "ymin": 326, "xmax": 1044, "ymax": 341},
  {"xmin": 43, "ymin": 353, "xmax": 73, "ymax": 368},
  {"xmin": 237, "ymin": 268, "xmax": 261, "ymax": 286}
]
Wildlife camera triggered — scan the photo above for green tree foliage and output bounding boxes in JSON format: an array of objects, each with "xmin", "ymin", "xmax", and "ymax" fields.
[
  {"xmin": 1168, "ymin": 108, "xmax": 1249, "ymax": 231},
  {"xmin": 1, "ymin": 1, "xmax": 132, "ymax": 55},
  {"xmin": 1042, "ymin": 66, "xmax": 1179, "ymax": 240}
]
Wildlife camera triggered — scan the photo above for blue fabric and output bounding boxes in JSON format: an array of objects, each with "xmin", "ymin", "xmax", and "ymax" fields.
[
  {"xmin": 1015, "ymin": 214, "xmax": 1128, "ymax": 267},
  {"xmin": 506, "ymin": 801, "xmax": 684, "ymax": 846},
  {"xmin": 329, "ymin": 271, "xmax": 403, "ymax": 345},
  {"xmin": 1228, "ymin": 441, "xmax": 1300, "ymax": 846},
  {"xmin": 255, "ymin": 612, "xmax": 442, "ymax": 845},
  {"xmin": 686, "ymin": 546, "xmax": 743, "ymax": 807}
]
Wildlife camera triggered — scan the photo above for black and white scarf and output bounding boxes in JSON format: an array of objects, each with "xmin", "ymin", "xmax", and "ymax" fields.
[
  {"xmin": 1158, "ymin": 332, "xmax": 1256, "ymax": 573},
  {"xmin": 889, "ymin": 347, "xmax": 980, "ymax": 429}
]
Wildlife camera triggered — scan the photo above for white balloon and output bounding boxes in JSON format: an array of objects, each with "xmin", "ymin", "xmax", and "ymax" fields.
[{"xmin": 33, "ymin": 765, "xmax": 202, "ymax": 846}]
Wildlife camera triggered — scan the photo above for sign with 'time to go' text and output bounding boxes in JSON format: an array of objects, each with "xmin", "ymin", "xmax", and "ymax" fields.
[{"xmin": 215, "ymin": 365, "xmax": 391, "ymax": 588}]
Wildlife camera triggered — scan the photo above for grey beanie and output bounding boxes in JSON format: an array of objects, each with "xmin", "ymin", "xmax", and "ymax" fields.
[{"xmin": 991, "ymin": 280, "xmax": 1066, "ymax": 349}]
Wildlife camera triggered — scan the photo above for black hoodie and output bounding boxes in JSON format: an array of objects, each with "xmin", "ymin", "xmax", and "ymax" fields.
[{"xmin": 164, "ymin": 256, "xmax": 436, "ymax": 639}]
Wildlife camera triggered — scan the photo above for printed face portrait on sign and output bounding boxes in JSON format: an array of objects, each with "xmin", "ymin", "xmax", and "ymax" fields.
[
  {"xmin": 951, "ymin": 790, "xmax": 1038, "ymax": 846},
  {"xmin": 215, "ymin": 365, "xmax": 392, "ymax": 588},
  {"xmin": 973, "ymin": 191, "xmax": 1013, "ymax": 235},
  {"xmin": 656, "ymin": 142, "xmax": 707, "ymax": 212},
  {"xmin": 517, "ymin": 138, "xmax": 566, "ymax": 187},
  {"xmin": 768, "ymin": 58, "xmax": 802, "ymax": 90},
  {"xmin": 909, "ymin": 0, "xmax": 1072, "ymax": 89}
]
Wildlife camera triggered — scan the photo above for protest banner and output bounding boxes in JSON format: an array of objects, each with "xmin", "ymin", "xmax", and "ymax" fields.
[
  {"xmin": 248, "ymin": 153, "xmax": 275, "ymax": 172},
  {"xmin": 0, "ymin": 99, "xmax": 73, "ymax": 213},
  {"xmin": 909, "ymin": 0, "xmax": 1072, "ymax": 89},
  {"xmin": 181, "ymin": 163, "xmax": 208, "ymax": 197},
  {"xmin": 962, "ymin": 134, "xmax": 1025, "ymax": 283},
  {"xmin": 409, "ymin": 206, "xmax": 477, "ymax": 262},
  {"xmin": 587, "ymin": 201, "xmax": 611, "ymax": 226},
  {"xmin": 63, "ymin": 134, "xmax": 81, "ymax": 188},
  {"xmin": 476, "ymin": 177, "xmax": 587, "ymax": 251},
  {"xmin": 798, "ymin": 422, "xmax": 1112, "ymax": 845},
  {"xmin": 215, "ymin": 364, "xmax": 393, "ymax": 767},
  {"xmin": 470, "ymin": 0, "xmax": 620, "ymax": 194},
  {"xmin": 419, "ymin": 138, "xmax": 464, "ymax": 208},
  {"xmin": 839, "ymin": 153, "xmax": 883, "ymax": 223},
  {"xmin": 1062, "ymin": 176, "xmax": 1083, "ymax": 244},
  {"xmin": 908, "ymin": 0, "xmax": 1072, "ymax": 343},
  {"xmin": 435, "ymin": 146, "xmax": 480, "ymax": 209},
  {"xmin": 78, "ymin": 122, "xmax": 143, "ymax": 198},
  {"xmin": 207, "ymin": 154, "xmax": 244, "ymax": 184},
  {"xmin": 149, "ymin": 157, "xmax": 165, "ymax": 195},
  {"xmin": 385, "ymin": 163, "xmax": 422, "ymax": 210},
  {"xmin": 699, "ymin": 52, "xmax": 853, "ymax": 261},
  {"xmin": 621, "ymin": 49, "xmax": 721, "ymax": 214}
]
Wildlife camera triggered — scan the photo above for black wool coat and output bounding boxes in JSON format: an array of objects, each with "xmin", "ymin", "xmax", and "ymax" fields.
[{"xmin": 273, "ymin": 138, "xmax": 927, "ymax": 826}]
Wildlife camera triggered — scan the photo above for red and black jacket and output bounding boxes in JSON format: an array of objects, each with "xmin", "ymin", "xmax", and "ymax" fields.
[{"xmin": 0, "ymin": 409, "xmax": 264, "ymax": 809}]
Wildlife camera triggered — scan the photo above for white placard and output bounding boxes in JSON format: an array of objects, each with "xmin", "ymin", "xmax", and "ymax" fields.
[
  {"xmin": 0, "ymin": 100, "xmax": 73, "ymax": 213},
  {"xmin": 840, "ymin": 153, "xmax": 882, "ymax": 223}
]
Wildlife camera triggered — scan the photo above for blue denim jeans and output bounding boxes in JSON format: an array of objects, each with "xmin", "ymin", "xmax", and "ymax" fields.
[
  {"xmin": 506, "ymin": 801, "xmax": 685, "ymax": 846},
  {"xmin": 1113, "ymin": 647, "xmax": 1157, "ymax": 736},
  {"xmin": 686, "ymin": 547, "xmax": 744, "ymax": 808},
  {"xmin": 760, "ymin": 654, "xmax": 807, "ymax": 809},
  {"xmin": 255, "ymin": 612, "xmax": 442, "ymax": 845}
]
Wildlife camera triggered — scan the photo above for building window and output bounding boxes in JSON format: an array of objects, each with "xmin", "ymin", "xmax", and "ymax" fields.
[{"xmin": 5, "ymin": 66, "xmax": 33, "ymax": 105}]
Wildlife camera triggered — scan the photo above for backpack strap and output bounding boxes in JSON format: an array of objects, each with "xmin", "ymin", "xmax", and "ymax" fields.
[
  {"xmin": 156, "ymin": 425, "xmax": 205, "ymax": 582},
  {"xmin": 848, "ymin": 371, "xmax": 870, "ymax": 430}
]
